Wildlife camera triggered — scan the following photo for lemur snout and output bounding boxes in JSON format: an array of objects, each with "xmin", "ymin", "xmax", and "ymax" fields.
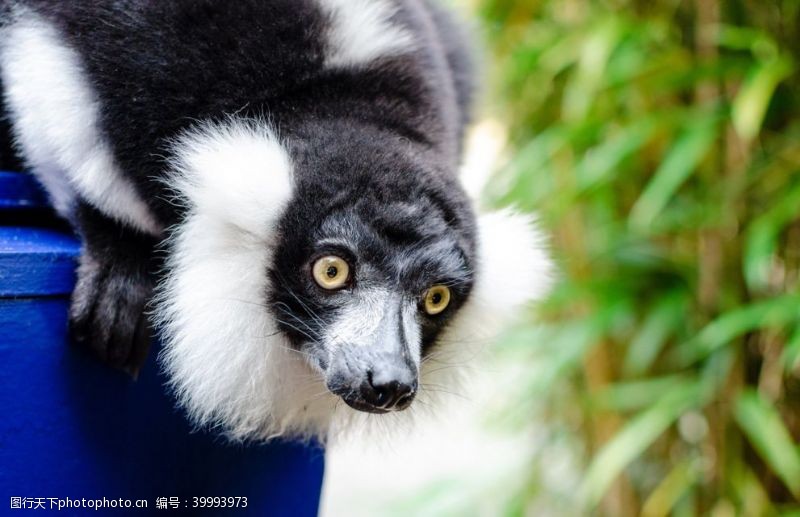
[
  {"xmin": 361, "ymin": 370, "xmax": 417, "ymax": 411},
  {"xmin": 328, "ymin": 356, "xmax": 419, "ymax": 413}
]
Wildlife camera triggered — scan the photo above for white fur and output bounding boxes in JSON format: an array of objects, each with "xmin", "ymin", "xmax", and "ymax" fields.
[
  {"xmin": 0, "ymin": 11, "xmax": 160, "ymax": 235},
  {"xmin": 155, "ymin": 118, "xmax": 338, "ymax": 441},
  {"xmin": 472, "ymin": 210, "xmax": 554, "ymax": 312},
  {"xmin": 318, "ymin": 0, "xmax": 416, "ymax": 68}
]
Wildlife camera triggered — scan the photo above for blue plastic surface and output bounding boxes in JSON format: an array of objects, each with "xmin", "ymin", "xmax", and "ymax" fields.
[
  {"xmin": 0, "ymin": 170, "xmax": 48, "ymax": 209},
  {"xmin": 0, "ymin": 297, "xmax": 325, "ymax": 515},
  {"xmin": 0, "ymin": 227, "xmax": 81, "ymax": 297},
  {"xmin": 0, "ymin": 181, "xmax": 325, "ymax": 515}
]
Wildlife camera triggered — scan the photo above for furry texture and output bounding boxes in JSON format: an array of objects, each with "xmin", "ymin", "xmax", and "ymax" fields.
[
  {"xmin": 154, "ymin": 119, "xmax": 340, "ymax": 439},
  {"xmin": 319, "ymin": 0, "xmax": 416, "ymax": 68},
  {"xmin": 0, "ymin": 0, "xmax": 553, "ymax": 442},
  {"xmin": 159, "ymin": 125, "xmax": 552, "ymax": 440},
  {"xmin": 0, "ymin": 10, "xmax": 160, "ymax": 234},
  {"xmin": 331, "ymin": 209, "xmax": 553, "ymax": 441},
  {"xmin": 417, "ymin": 210, "xmax": 553, "ymax": 403}
]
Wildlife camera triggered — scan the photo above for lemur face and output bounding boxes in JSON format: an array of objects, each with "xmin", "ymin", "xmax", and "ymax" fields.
[{"xmin": 270, "ymin": 194, "xmax": 474, "ymax": 414}]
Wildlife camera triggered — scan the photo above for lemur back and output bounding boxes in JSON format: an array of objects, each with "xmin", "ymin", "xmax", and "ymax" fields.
[{"xmin": 1, "ymin": 0, "xmax": 473, "ymax": 227}]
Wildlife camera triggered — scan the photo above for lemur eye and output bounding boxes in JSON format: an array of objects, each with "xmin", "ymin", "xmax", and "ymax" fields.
[
  {"xmin": 312, "ymin": 256, "xmax": 351, "ymax": 290},
  {"xmin": 423, "ymin": 285, "xmax": 451, "ymax": 315}
]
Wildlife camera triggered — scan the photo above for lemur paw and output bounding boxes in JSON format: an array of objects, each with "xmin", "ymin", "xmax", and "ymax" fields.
[{"xmin": 69, "ymin": 251, "xmax": 154, "ymax": 377}]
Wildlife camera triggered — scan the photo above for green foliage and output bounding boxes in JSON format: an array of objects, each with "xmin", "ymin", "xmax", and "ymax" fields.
[{"xmin": 475, "ymin": 0, "xmax": 800, "ymax": 513}]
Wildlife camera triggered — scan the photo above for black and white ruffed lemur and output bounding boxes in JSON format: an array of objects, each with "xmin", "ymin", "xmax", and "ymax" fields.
[{"xmin": 0, "ymin": 0, "xmax": 551, "ymax": 440}]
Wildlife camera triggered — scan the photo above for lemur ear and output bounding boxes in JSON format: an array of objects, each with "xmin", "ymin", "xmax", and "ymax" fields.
[
  {"xmin": 473, "ymin": 209, "xmax": 553, "ymax": 316},
  {"xmin": 168, "ymin": 120, "xmax": 293, "ymax": 240}
]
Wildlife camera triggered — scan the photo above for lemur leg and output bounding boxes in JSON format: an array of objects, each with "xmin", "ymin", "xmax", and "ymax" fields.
[{"xmin": 69, "ymin": 202, "xmax": 159, "ymax": 376}]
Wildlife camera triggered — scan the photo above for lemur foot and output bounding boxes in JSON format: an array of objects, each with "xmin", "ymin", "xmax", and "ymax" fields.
[{"xmin": 69, "ymin": 250, "xmax": 154, "ymax": 377}]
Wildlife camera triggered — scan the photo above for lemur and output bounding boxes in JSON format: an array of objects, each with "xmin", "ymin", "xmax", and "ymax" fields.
[{"xmin": 0, "ymin": 0, "xmax": 551, "ymax": 441}]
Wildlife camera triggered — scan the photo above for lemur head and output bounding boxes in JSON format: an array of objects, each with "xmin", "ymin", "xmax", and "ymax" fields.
[
  {"xmin": 270, "ymin": 156, "xmax": 476, "ymax": 413},
  {"xmin": 158, "ymin": 119, "xmax": 550, "ymax": 441}
]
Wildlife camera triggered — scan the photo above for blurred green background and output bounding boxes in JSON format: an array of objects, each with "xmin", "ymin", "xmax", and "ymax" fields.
[{"xmin": 472, "ymin": 0, "xmax": 800, "ymax": 514}]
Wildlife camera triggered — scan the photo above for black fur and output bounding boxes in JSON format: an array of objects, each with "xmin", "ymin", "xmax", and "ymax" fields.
[
  {"xmin": 1, "ymin": 0, "xmax": 476, "ymax": 378},
  {"xmin": 68, "ymin": 203, "xmax": 159, "ymax": 376},
  {"xmin": 0, "ymin": 71, "xmax": 23, "ymax": 171}
]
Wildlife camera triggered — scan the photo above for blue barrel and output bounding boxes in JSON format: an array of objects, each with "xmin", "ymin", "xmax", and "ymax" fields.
[{"xmin": 0, "ymin": 171, "xmax": 324, "ymax": 515}]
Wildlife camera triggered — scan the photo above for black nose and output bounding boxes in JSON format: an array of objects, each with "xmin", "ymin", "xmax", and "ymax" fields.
[{"xmin": 361, "ymin": 371, "xmax": 417, "ymax": 410}]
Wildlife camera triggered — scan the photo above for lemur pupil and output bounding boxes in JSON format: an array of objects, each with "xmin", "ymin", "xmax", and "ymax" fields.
[
  {"xmin": 432, "ymin": 293, "xmax": 442, "ymax": 304},
  {"xmin": 326, "ymin": 266, "xmax": 338, "ymax": 278}
]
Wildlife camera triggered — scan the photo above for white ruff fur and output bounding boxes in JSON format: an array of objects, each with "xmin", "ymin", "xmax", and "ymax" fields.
[
  {"xmin": 155, "ymin": 119, "xmax": 339, "ymax": 441},
  {"xmin": 318, "ymin": 0, "xmax": 416, "ymax": 68},
  {"xmin": 0, "ymin": 11, "xmax": 160, "ymax": 235}
]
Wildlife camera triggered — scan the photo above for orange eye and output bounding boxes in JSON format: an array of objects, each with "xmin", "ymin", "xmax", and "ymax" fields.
[
  {"xmin": 423, "ymin": 285, "xmax": 451, "ymax": 315},
  {"xmin": 312, "ymin": 256, "xmax": 350, "ymax": 290}
]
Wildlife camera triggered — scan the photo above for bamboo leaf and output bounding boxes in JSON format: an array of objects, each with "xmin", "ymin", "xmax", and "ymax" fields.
[
  {"xmin": 735, "ymin": 389, "xmax": 800, "ymax": 498},
  {"xmin": 672, "ymin": 294, "xmax": 800, "ymax": 365},
  {"xmin": 576, "ymin": 118, "xmax": 657, "ymax": 190},
  {"xmin": 563, "ymin": 20, "xmax": 622, "ymax": 120},
  {"xmin": 629, "ymin": 113, "xmax": 717, "ymax": 230},
  {"xmin": 743, "ymin": 181, "xmax": 800, "ymax": 292},
  {"xmin": 732, "ymin": 57, "xmax": 793, "ymax": 142},
  {"xmin": 732, "ymin": 465, "xmax": 775, "ymax": 516},
  {"xmin": 641, "ymin": 460, "xmax": 697, "ymax": 517},
  {"xmin": 781, "ymin": 326, "xmax": 800, "ymax": 374},
  {"xmin": 591, "ymin": 375, "xmax": 693, "ymax": 412},
  {"xmin": 622, "ymin": 292, "xmax": 686, "ymax": 376},
  {"xmin": 718, "ymin": 25, "xmax": 779, "ymax": 57},
  {"xmin": 580, "ymin": 383, "xmax": 700, "ymax": 507}
]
